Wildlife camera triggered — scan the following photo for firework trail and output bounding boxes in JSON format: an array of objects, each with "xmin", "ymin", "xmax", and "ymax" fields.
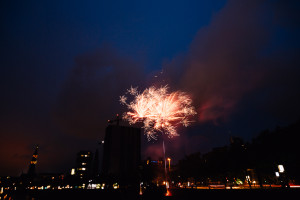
[{"xmin": 120, "ymin": 85, "xmax": 196, "ymax": 140}]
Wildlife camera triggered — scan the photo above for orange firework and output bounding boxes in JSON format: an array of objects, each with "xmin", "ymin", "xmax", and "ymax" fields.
[{"xmin": 120, "ymin": 85, "xmax": 196, "ymax": 140}]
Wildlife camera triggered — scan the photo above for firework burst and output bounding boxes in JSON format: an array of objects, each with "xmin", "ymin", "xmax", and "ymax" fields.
[{"xmin": 120, "ymin": 85, "xmax": 196, "ymax": 140}]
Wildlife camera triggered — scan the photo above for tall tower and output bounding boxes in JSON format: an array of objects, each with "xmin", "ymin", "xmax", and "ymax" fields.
[
  {"xmin": 27, "ymin": 145, "xmax": 38, "ymax": 177},
  {"xmin": 102, "ymin": 124, "xmax": 141, "ymax": 186}
]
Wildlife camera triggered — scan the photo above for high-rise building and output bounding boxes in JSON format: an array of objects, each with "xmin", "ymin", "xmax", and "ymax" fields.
[
  {"xmin": 102, "ymin": 124, "xmax": 141, "ymax": 185},
  {"xmin": 75, "ymin": 151, "xmax": 93, "ymax": 179},
  {"xmin": 27, "ymin": 145, "xmax": 39, "ymax": 177}
]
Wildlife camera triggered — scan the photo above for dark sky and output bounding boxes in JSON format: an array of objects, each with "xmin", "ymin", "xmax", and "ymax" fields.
[{"xmin": 1, "ymin": 0, "xmax": 300, "ymax": 176}]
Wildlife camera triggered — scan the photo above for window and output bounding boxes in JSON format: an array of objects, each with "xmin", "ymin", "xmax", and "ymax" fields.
[{"xmin": 30, "ymin": 161, "xmax": 37, "ymax": 165}]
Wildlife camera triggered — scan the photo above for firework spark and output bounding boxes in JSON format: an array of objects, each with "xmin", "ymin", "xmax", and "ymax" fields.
[{"xmin": 120, "ymin": 85, "xmax": 196, "ymax": 140}]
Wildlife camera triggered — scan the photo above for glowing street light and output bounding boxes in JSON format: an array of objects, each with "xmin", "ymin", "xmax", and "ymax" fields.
[{"xmin": 167, "ymin": 158, "xmax": 171, "ymax": 171}]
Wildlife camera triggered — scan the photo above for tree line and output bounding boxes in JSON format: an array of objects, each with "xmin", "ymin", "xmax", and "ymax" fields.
[{"xmin": 173, "ymin": 120, "xmax": 300, "ymax": 186}]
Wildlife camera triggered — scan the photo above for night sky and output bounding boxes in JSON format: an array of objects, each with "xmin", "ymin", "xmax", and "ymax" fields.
[{"xmin": 1, "ymin": 0, "xmax": 300, "ymax": 176}]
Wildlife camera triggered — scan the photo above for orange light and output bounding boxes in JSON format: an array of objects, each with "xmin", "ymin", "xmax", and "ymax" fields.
[
  {"xmin": 167, "ymin": 158, "xmax": 171, "ymax": 170},
  {"xmin": 165, "ymin": 189, "xmax": 172, "ymax": 196}
]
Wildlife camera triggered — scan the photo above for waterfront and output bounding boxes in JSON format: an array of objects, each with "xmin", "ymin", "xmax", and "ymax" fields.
[{"xmin": 2, "ymin": 187, "xmax": 300, "ymax": 200}]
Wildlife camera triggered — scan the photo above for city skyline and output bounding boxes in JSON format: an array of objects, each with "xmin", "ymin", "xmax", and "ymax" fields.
[{"xmin": 1, "ymin": 0, "xmax": 300, "ymax": 176}]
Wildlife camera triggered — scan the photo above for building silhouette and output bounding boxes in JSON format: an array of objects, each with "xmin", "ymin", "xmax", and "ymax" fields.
[
  {"xmin": 75, "ymin": 151, "xmax": 93, "ymax": 179},
  {"xmin": 102, "ymin": 123, "xmax": 141, "ymax": 186},
  {"xmin": 27, "ymin": 145, "xmax": 39, "ymax": 177}
]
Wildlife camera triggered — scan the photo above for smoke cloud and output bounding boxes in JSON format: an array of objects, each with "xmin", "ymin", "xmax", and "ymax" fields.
[
  {"xmin": 162, "ymin": 0, "xmax": 300, "ymax": 125},
  {"xmin": 54, "ymin": 0, "xmax": 300, "ymax": 161},
  {"xmin": 54, "ymin": 46, "xmax": 145, "ymax": 139}
]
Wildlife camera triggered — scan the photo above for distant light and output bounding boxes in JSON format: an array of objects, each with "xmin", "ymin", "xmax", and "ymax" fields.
[
  {"xmin": 165, "ymin": 189, "xmax": 172, "ymax": 196},
  {"xmin": 278, "ymin": 165, "xmax": 285, "ymax": 173},
  {"xmin": 166, "ymin": 181, "xmax": 169, "ymax": 188},
  {"xmin": 246, "ymin": 176, "xmax": 250, "ymax": 182},
  {"xmin": 30, "ymin": 161, "xmax": 37, "ymax": 165},
  {"xmin": 82, "ymin": 162, "xmax": 86, "ymax": 165},
  {"xmin": 101, "ymin": 140, "xmax": 104, "ymax": 144},
  {"xmin": 275, "ymin": 172, "xmax": 280, "ymax": 177},
  {"xmin": 71, "ymin": 168, "xmax": 75, "ymax": 175},
  {"xmin": 113, "ymin": 183, "xmax": 119, "ymax": 189}
]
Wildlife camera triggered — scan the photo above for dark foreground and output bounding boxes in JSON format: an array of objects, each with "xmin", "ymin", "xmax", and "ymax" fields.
[{"xmin": 3, "ymin": 188, "xmax": 300, "ymax": 200}]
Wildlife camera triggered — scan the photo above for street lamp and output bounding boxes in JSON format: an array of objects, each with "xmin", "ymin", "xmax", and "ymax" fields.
[
  {"xmin": 167, "ymin": 158, "xmax": 171, "ymax": 171},
  {"xmin": 278, "ymin": 165, "xmax": 284, "ymax": 173}
]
